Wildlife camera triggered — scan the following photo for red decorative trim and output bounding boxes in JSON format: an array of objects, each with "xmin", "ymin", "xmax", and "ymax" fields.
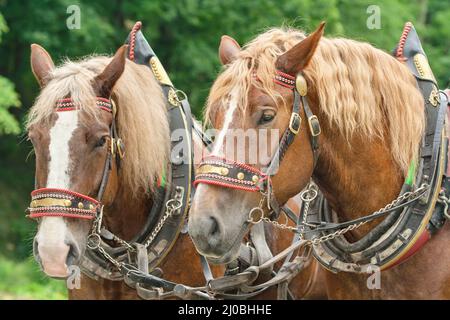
[
  {"xmin": 274, "ymin": 79, "xmax": 295, "ymax": 89},
  {"xmin": 276, "ymin": 70, "xmax": 295, "ymax": 80},
  {"xmin": 96, "ymin": 97, "xmax": 111, "ymax": 103},
  {"xmin": 274, "ymin": 70, "xmax": 296, "ymax": 89},
  {"xmin": 29, "ymin": 188, "xmax": 99, "ymax": 220},
  {"xmin": 193, "ymin": 179, "xmax": 260, "ymax": 192},
  {"xmin": 196, "ymin": 173, "xmax": 258, "ymax": 186},
  {"xmin": 55, "ymin": 98, "xmax": 112, "ymax": 113},
  {"xmin": 384, "ymin": 229, "xmax": 431, "ymax": 270},
  {"xmin": 29, "ymin": 212, "xmax": 95, "ymax": 220},
  {"xmin": 396, "ymin": 22, "xmax": 412, "ymax": 60},
  {"xmin": 31, "ymin": 188, "xmax": 99, "ymax": 204},
  {"xmin": 195, "ymin": 156, "xmax": 266, "ymax": 192},
  {"xmin": 201, "ymin": 155, "xmax": 265, "ymax": 176},
  {"xmin": 128, "ymin": 21, "xmax": 142, "ymax": 61}
]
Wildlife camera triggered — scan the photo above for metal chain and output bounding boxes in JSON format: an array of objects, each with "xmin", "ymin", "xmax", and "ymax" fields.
[
  {"xmin": 308, "ymin": 183, "xmax": 429, "ymax": 246},
  {"xmin": 248, "ymin": 182, "xmax": 318, "ymax": 232},
  {"xmin": 143, "ymin": 198, "xmax": 182, "ymax": 248},
  {"xmin": 437, "ymin": 190, "xmax": 450, "ymax": 220},
  {"xmin": 86, "ymin": 187, "xmax": 184, "ymax": 275},
  {"xmin": 298, "ymin": 183, "xmax": 318, "ymax": 240},
  {"xmin": 249, "ymin": 183, "xmax": 429, "ymax": 246}
]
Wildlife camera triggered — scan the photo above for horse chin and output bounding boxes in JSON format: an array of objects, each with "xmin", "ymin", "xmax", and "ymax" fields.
[{"xmin": 204, "ymin": 237, "xmax": 242, "ymax": 265}]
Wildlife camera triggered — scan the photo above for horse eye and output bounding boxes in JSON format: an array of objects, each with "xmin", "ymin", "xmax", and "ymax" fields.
[
  {"xmin": 95, "ymin": 136, "xmax": 107, "ymax": 148},
  {"xmin": 258, "ymin": 111, "xmax": 275, "ymax": 125}
]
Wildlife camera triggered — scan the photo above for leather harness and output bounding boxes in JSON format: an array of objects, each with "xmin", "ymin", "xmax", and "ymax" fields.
[
  {"xmin": 28, "ymin": 22, "xmax": 196, "ymax": 285},
  {"xmin": 27, "ymin": 20, "xmax": 450, "ymax": 299},
  {"xmin": 194, "ymin": 21, "xmax": 450, "ymax": 275},
  {"xmin": 310, "ymin": 22, "xmax": 450, "ymax": 272}
]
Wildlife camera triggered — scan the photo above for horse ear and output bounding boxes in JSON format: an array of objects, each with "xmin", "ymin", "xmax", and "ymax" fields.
[
  {"xmin": 30, "ymin": 44, "xmax": 55, "ymax": 88},
  {"xmin": 94, "ymin": 45, "xmax": 128, "ymax": 98},
  {"xmin": 219, "ymin": 35, "xmax": 241, "ymax": 65},
  {"xmin": 276, "ymin": 22, "xmax": 325, "ymax": 75}
]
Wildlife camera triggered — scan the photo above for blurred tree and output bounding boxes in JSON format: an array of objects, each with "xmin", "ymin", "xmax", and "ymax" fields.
[{"xmin": 0, "ymin": 12, "xmax": 20, "ymax": 135}]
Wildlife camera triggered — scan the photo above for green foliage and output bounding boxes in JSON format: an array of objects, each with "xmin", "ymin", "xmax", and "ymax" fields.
[
  {"xmin": 0, "ymin": 256, "xmax": 67, "ymax": 299},
  {"xmin": 0, "ymin": 76, "xmax": 20, "ymax": 134},
  {"xmin": 0, "ymin": 12, "xmax": 20, "ymax": 135}
]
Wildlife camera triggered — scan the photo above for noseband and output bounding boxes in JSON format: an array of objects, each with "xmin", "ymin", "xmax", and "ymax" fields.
[
  {"xmin": 28, "ymin": 97, "xmax": 124, "ymax": 220},
  {"xmin": 194, "ymin": 70, "xmax": 321, "ymax": 215}
]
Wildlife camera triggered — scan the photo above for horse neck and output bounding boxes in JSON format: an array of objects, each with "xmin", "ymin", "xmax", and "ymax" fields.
[
  {"xmin": 107, "ymin": 185, "xmax": 152, "ymax": 240},
  {"xmin": 312, "ymin": 112, "xmax": 405, "ymax": 239},
  {"xmin": 102, "ymin": 185, "xmax": 151, "ymax": 240}
]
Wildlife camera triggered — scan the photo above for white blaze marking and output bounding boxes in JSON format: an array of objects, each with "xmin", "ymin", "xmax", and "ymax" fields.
[
  {"xmin": 192, "ymin": 88, "xmax": 239, "ymax": 210},
  {"xmin": 211, "ymin": 87, "xmax": 239, "ymax": 156},
  {"xmin": 37, "ymin": 111, "xmax": 79, "ymax": 267},
  {"xmin": 47, "ymin": 111, "xmax": 79, "ymax": 188}
]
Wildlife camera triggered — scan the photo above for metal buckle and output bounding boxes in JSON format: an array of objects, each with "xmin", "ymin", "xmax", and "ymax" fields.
[
  {"xmin": 111, "ymin": 99, "xmax": 117, "ymax": 118},
  {"xmin": 116, "ymin": 138, "xmax": 125, "ymax": 159},
  {"xmin": 289, "ymin": 113, "xmax": 301, "ymax": 135},
  {"xmin": 110, "ymin": 137, "xmax": 116, "ymax": 156},
  {"xmin": 308, "ymin": 115, "xmax": 321, "ymax": 137}
]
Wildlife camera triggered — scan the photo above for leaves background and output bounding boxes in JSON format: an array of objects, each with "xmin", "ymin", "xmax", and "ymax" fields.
[{"xmin": 0, "ymin": 0, "xmax": 448, "ymax": 298}]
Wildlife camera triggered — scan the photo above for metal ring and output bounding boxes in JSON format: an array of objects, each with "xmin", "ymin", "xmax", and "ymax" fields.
[
  {"xmin": 175, "ymin": 90, "xmax": 188, "ymax": 102},
  {"xmin": 166, "ymin": 199, "xmax": 182, "ymax": 211},
  {"xmin": 300, "ymin": 188, "xmax": 318, "ymax": 202},
  {"xmin": 87, "ymin": 233, "xmax": 101, "ymax": 250},
  {"xmin": 444, "ymin": 210, "xmax": 450, "ymax": 220},
  {"xmin": 206, "ymin": 280, "xmax": 217, "ymax": 297},
  {"xmin": 248, "ymin": 207, "xmax": 264, "ymax": 224}
]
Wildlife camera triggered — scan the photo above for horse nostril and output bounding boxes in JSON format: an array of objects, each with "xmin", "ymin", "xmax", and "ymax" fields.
[
  {"xmin": 33, "ymin": 237, "xmax": 41, "ymax": 263},
  {"xmin": 65, "ymin": 241, "xmax": 80, "ymax": 267},
  {"xmin": 209, "ymin": 216, "xmax": 220, "ymax": 237}
]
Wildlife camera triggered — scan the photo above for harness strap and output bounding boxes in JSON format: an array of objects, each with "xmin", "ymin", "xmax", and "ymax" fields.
[{"xmin": 28, "ymin": 97, "xmax": 121, "ymax": 220}]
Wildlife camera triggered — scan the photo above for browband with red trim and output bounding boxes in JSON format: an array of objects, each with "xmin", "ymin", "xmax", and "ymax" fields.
[
  {"xmin": 56, "ymin": 97, "xmax": 113, "ymax": 113},
  {"xmin": 274, "ymin": 70, "xmax": 296, "ymax": 89},
  {"xmin": 28, "ymin": 188, "xmax": 100, "ymax": 220}
]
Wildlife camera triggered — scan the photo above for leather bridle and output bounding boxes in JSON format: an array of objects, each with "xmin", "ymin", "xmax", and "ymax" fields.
[
  {"xmin": 28, "ymin": 97, "xmax": 125, "ymax": 220},
  {"xmin": 194, "ymin": 70, "xmax": 321, "ymax": 218}
]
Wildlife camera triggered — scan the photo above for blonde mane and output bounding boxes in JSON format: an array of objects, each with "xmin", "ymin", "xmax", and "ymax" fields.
[
  {"xmin": 205, "ymin": 27, "xmax": 425, "ymax": 175},
  {"xmin": 27, "ymin": 56, "xmax": 169, "ymax": 195}
]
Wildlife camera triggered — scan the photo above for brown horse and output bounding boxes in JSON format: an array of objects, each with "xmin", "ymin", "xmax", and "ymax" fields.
[
  {"xmin": 26, "ymin": 43, "xmax": 324, "ymax": 299},
  {"xmin": 27, "ymin": 44, "xmax": 224, "ymax": 299},
  {"xmin": 188, "ymin": 23, "xmax": 450, "ymax": 299}
]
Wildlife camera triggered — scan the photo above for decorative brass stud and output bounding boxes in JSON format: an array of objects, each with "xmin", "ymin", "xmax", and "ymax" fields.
[
  {"xmin": 168, "ymin": 88, "xmax": 180, "ymax": 107},
  {"xmin": 296, "ymin": 75, "xmax": 308, "ymax": 96},
  {"xmin": 89, "ymin": 204, "xmax": 95, "ymax": 211},
  {"xmin": 78, "ymin": 202, "xmax": 84, "ymax": 209},
  {"xmin": 149, "ymin": 57, "xmax": 174, "ymax": 87},
  {"xmin": 197, "ymin": 165, "xmax": 230, "ymax": 176},
  {"xmin": 252, "ymin": 175, "xmax": 259, "ymax": 183},
  {"xmin": 429, "ymin": 87, "xmax": 440, "ymax": 107},
  {"xmin": 237, "ymin": 172, "xmax": 245, "ymax": 180},
  {"xmin": 64, "ymin": 199, "xmax": 72, "ymax": 207},
  {"xmin": 413, "ymin": 53, "xmax": 437, "ymax": 82}
]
